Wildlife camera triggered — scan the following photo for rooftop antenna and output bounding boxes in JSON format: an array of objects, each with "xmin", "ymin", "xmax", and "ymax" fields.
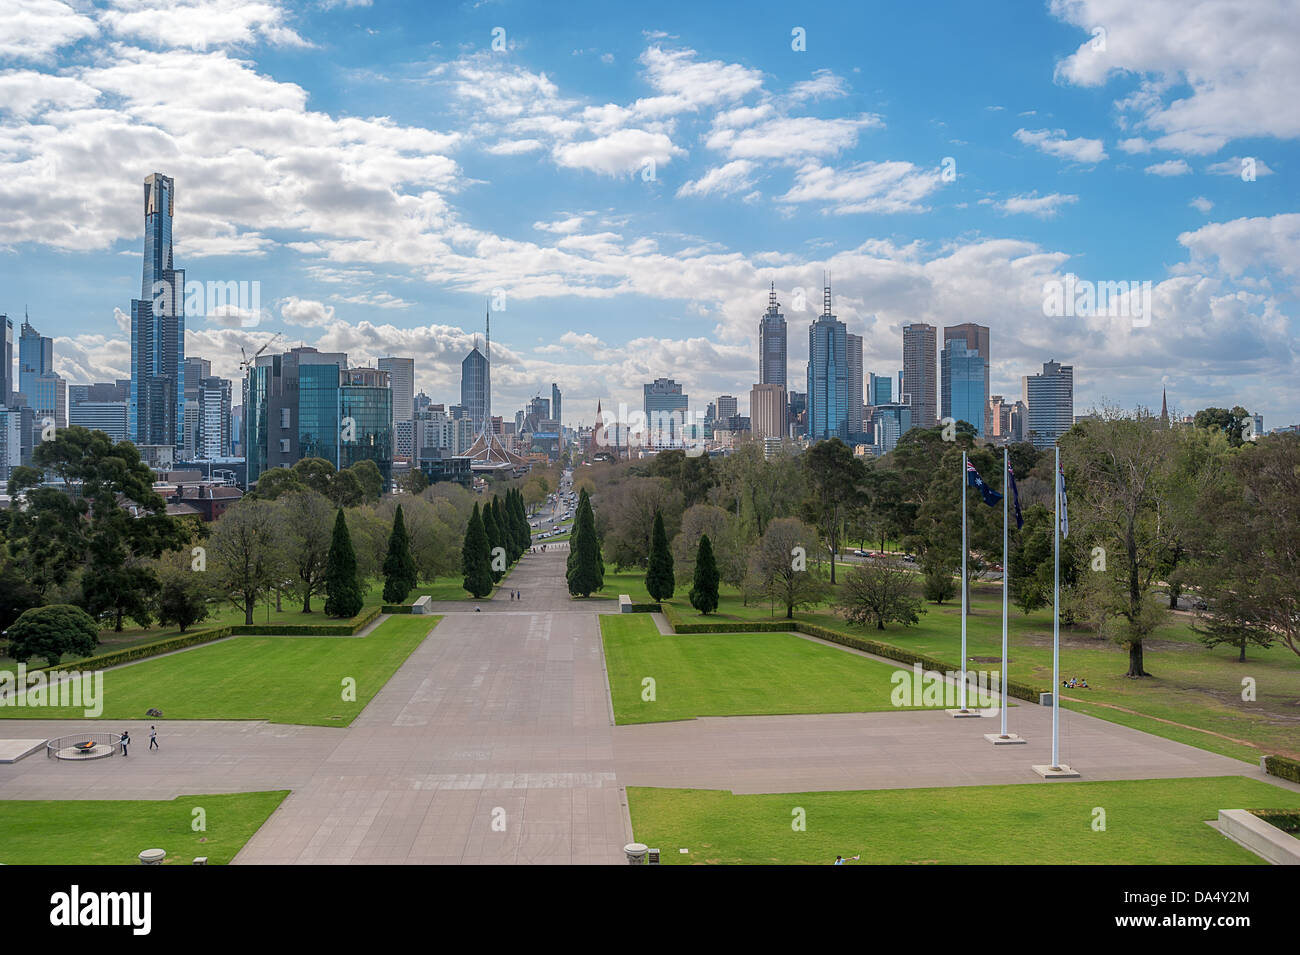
[
  {"xmin": 768, "ymin": 281, "xmax": 777, "ymax": 311},
  {"xmin": 824, "ymin": 271, "xmax": 832, "ymax": 316}
]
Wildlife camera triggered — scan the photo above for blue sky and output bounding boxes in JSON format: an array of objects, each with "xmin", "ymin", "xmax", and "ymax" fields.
[{"xmin": 2, "ymin": 0, "xmax": 1297, "ymax": 426}]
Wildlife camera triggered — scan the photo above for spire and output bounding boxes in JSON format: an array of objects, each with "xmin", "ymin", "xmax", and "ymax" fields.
[
  {"xmin": 823, "ymin": 271, "xmax": 832, "ymax": 317},
  {"xmin": 768, "ymin": 281, "xmax": 777, "ymax": 311},
  {"xmin": 1161, "ymin": 388, "xmax": 1168, "ymax": 421}
]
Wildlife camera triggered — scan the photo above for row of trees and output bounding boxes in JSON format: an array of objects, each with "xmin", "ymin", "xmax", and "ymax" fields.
[
  {"xmin": 461, "ymin": 488, "xmax": 531, "ymax": 597},
  {"xmin": 579, "ymin": 410, "xmax": 1298, "ymax": 678}
]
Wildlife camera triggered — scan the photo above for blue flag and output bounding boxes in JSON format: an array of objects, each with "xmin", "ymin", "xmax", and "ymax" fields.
[
  {"xmin": 1058, "ymin": 464, "xmax": 1069, "ymax": 539},
  {"xmin": 1006, "ymin": 460, "xmax": 1024, "ymax": 530},
  {"xmin": 966, "ymin": 461, "xmax": 1003, "ymax": 507}
]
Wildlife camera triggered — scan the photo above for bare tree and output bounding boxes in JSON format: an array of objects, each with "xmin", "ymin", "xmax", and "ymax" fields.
[
  {"xmin": 748, "ymin": 517, "xmax": 828, "ymax": 619},
  {"xmin": 209, "ymin": 499, "xmax": 282, "ymax": 625}
]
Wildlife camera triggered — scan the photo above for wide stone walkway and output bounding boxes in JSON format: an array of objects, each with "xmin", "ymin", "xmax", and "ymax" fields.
[{"xmin": 0, "ymin": 547, "xmax": 1289, "ymax": 864}]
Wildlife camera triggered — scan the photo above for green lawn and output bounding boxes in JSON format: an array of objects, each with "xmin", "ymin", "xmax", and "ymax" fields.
[
  {"xmin": 0, "ymin": 791, "xmax": 289, "ymax": 865},
  {"xmin": 628, "ymin": 776, "xmax": 1300, "ymax": 865},
  {"xmin": 0, "ymin": 615, "xmax": 441, "ymax": 726},
  {"xmin": 601, "ymin": 615, "xmax": 935, "ymax": 724},
  {"xmin": 656, "ymin": 578, "xmax": 1300, "ymax": 762}
]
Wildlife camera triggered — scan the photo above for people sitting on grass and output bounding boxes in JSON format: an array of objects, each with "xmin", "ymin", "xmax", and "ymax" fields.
[{"xmin": 1062, "ymin": 677, "xmax": 1090, "ymax": 689}]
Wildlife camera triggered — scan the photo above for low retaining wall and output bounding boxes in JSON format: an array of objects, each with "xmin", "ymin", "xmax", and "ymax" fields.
[{"xmin": 1215, "ymin": 810, "xmax": 1300, "ymax": 865}]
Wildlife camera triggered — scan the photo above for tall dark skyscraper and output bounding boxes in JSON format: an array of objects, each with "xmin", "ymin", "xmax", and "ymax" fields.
[
  {"xmin": 130, "ymin": 173, "xmax": 185, "ymax": 448},
  {"xmin": 551, "ymin": 382, "xmax": 562, "ymax": 428},
  {"xmin": 2, "ymin": 316, "xmax": 13, "ymax": 407},
  {"xmin": 759, "ymin": 283, "xmax": 787, "ymax": 387},
  {"xmin": 806, "ymin": 282, "xmax": 849, "ymax": 441},
  {"xmin": 18, "ymin": 315, "xmax": 52, "ymax": 404},
  {"xmin": 461, "ymin": 339, "xmax": 490, "ymax": 433},
  {"xmin": 902, "ymin": 322, "xmax": 937, "ymax": 430}
]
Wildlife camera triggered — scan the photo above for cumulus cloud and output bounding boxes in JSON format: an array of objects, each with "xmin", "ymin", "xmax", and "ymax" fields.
[
  {"xmin": 1145, "ymin": 159, "xmax": 1192, "ymax": 176},
  {"xmin": 1014, "ymin": 127, "xmax": 1108, "ymax": 163},
  {"xmin": 992, "ymin": 192, "xmax": 1079, "ymax": 218}
]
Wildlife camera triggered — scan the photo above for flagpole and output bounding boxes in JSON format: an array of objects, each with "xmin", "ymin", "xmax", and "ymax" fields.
[
  {"xmin": 1052, "ymin": 445, "xmax": 1061, "ymax": 769},
  {"xmin": 1001, "ymin": 446, "xmax": 1009, "ymax": 738},
  {"xmin": 960, "ymin": 450, "xmax": 968, "ymax": 712}
]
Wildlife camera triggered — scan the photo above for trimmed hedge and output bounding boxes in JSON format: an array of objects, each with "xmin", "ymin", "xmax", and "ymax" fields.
[
  {"xmin": 1263, "ymin": 754, "xmax": 1300, "ymax": 786},
  {"xmin": 22, "ymin": 626, "xmax": 236, "ymax": 676},
  {"xmin": 658, "ymin": 603, "xmax": 1048, "ymax": 703},
  {"xmin": 230, "ymin": 605, "xmax": 382, "ymax": 636},
  {"xmin": 382, "ymin": 604, "xmax": 415, "ymax": 614},
  {"xmin": 1249, "ymin": 808, "xmax": 1300, "ymax": 833}
]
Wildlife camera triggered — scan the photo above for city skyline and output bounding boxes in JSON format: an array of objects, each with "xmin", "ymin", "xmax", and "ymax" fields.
[{"xmin": 2, "ymin": 1, "xmax": 1296, "ymax": 428}]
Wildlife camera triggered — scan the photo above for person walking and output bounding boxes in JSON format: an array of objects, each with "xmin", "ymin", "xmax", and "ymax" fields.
[
  {"xmin": 149, "ymin": 726, "xmax": 159, "ymax": 751},
  {"xmin": 119, "ymin": 730, "xmax": 130, "ymax": 757}
]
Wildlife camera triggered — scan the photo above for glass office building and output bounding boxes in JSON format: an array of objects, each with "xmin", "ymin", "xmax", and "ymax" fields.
[
  {"xmin": 941, "ymin": 339, "xmax": 987, "ymax": 435},
  {"xmin": 806, "ymin": 284, "xmax": 849, "ymax": 441},
  {"xmin": 129, "ymin": 173, "xmax": 185, "ymax": 448}
]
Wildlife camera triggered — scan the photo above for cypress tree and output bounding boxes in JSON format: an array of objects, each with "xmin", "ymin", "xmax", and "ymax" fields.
[
  {"xmin": 324, "ymin": 508, "xmax": 364, "ymax": 618},
  {"xmin": 382, "ymin": 504, "xmax": 418, "ymax": 604},
  {"xmin": 511, "ymin": 489, "xmax": 530, "ymax": 554},
  {"xmin": 689, "ymin": 533, "xmax": 720, "ymax": 615},
  {"xmin": 462, "ymin": 503, "xmax": 492, "ymax": 598},
  {"xmin": 645, "ymin": 509, "xmax": 675, "ymax": 601},
  {"xmin": 496, "ymin": 495, "xmax": 519, "ymax": 563},
  {"xmin": 567, "ymin": 487, "xmax": 604, "ymax": 596}
]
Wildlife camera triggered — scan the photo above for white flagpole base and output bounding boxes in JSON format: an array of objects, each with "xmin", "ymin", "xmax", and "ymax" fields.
[
  {"xmin": 1032, "ymin": 763, "xmax": 1080, "ymax": 778},
  {"xmin": 946, "ymin": 708, "xmax": 984, "ymax": 718},
  {"xmin": 984, "ymin": 733, "xmax": 1027, "ymax": 744}
]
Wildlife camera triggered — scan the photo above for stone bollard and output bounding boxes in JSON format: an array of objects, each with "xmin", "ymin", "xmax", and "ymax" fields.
[
  {"xmin": 624, "ymin": 842, "xmax": 648, "ymax": 865},
  {"xmin": 139, "ymin": 848, "xmax": 166, "ymax": 865}
]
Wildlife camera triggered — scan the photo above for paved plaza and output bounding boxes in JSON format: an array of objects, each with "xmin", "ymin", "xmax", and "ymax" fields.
[{"xmin": 0, "ymin": 548, "xmax": 1290, "ymax": 864}]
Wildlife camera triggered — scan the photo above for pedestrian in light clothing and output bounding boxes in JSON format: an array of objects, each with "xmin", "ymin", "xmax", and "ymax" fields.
[{"xmin": 149, "ymin": 726, "xmax": 158, "ymax": 750}]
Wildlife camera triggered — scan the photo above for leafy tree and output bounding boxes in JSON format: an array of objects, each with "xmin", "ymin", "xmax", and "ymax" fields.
[
  {"xmin": 747, "ymin": 517, "xmax": 828, "ymax": 619},
  {"xmin": 5, "ymin": 605, "xmax": 99, "ymax": 665},
  {"xmin": 209, "ymin": 498, "xmax": 281, "ymax": 625},
  {"xmin": 689, "ymin": 534, "xmax": 720, "ymax": 614},
  {"xmin": 0, "ymin": 558, "xmax": 40, "ymax": 634},
  {"xmin": 156, "ymin": 557, "xmax": 214, "ymax": 634},
  {"xmin": 382, "ymin": 504, "xmax": 418, "ymax": 604},
  {"xmin": 1192, "ymin": 406, "xmax": 1255, "ymax": 447},
  {"xmin": 292, "ymin": 457, "xmax": 337, "ymax": 497},
  {"xmin": 566, "ymin": 488, "xmax": 604, "ymax": 597},
  {"xmin": 1192, "ymin": 433, "xmax": 1300, "ymax": 662},
  {"xmin": 330, "ymin": 468, "xmax": 365, "ymax": 508},
  {"xmin": 347, "ymin": 459, "xmax": 384, "ymax": 503},
  {"xmin": 277, "ymin": 490, "xmax": 335, "ymax": 613},
  {"xmin": 461, "ymin": 503, "xmax": 493, "ymax": 598},
  {"xmin": 251, "ymin": 466, "xmax": 304, "ymax": 500},
  {"xmin": 921, "ymin": 558, "xmax": 957, "ymax": 604},
  {"xmin": 800, "ymin": 438, "xmax": 865, "ymax": 584},
  {"xmin": 323, "ymin": 508, "xmax": 364, "ymax": 618},
  {"xmin": 838, "ymin": 559, "xmax": 925, "ymax": 630},
  {"xmin": 398, "ymin": 467, "xmax": 430, "ymax": 496},
  {"xmin": 648, "ymin": 450, "xmax": 716, "ymax": 509},
  {"xmin": 644, "ymin": 509, "xmax": 675, "ymax": 601},
  {"xmin": 2, "ymin": 467, "xmax": 84, "ymax": 598}
]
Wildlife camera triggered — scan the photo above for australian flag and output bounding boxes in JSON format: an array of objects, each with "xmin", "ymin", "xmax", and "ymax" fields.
[
  {"xmin": 966, "ymin": 461, "xmax": 1003, "ymax": 507},
  {"xmin": 1006, "ymin": 460, "xmax": 1024, "ymax": 530}
]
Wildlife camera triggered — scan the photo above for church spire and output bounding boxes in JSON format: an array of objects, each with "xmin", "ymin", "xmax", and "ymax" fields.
[{"xmin": 1161, "ymin": 387, "xmax": 1168, "ymax": 422}]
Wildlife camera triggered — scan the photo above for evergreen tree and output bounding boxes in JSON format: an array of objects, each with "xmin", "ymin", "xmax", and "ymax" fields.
[
  {"xmin": 324, "ymin": 508, "xmax": 364, "ymax": 618},
  {"xmin": 689, "ymin": 533, "xmax": 720, "ymax": 614},
  {"xmin": 567, "ymin": 487, "xmax": 604, "ymax": 596},
  {"xmin": 382, "ymin": 504, "xmax": 419, "ymax": 604},
  {"xmin": 495, "ymin": 495, "xmax": 519, "ymax": 563},
  {"xmin": 510, "ymin": 489, "xmax": 530, "ymax": 554},
  {"xmin": 644, "ymin": 509, "xmax": 675, "ymax": 601},
  {"xmin": 462, "ymin": 503, "xmax": 493, "ymax": 598}
]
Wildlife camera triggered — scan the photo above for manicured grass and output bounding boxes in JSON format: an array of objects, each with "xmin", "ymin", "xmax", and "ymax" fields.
[
  {"xmin": 628, "ymin": 776, "xmax": 1300, "ymax": 865},
  {"xmin": 601, "ymin": 615, "xmax": 933, "ymax": 724},
  {"xmin": 658, "ymin": 579, "xmax": 1300, "ymax": 762},
  {"xmin": 0, "ymin": 791, "xmax": 289, "ymax": 865},
  {"xmin": 0, "ymin": 615, "xmax": 441, "ymax": 726}
]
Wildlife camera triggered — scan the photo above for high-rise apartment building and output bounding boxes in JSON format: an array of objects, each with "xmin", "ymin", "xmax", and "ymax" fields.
[
  {"xmin": 716, "ymin": 394, "xmax": 738, "ymax": 421},
  {"xmin": 806, "ymin": 283, "xmax": 849, "ymax": 441},
  {"xmin": 750, "ymin": 383, "xmax": 787, "ymax": 440},
  {"xmin": 130, "ymin": 173, "xmax": 185, "ymax": 449},
  {"xmin": 551, "ymin": 383, "xmax": 562, "ymax": 429},
  {"xmin": 32, "ymin": 372, "xmax": 67, "ymax": 428},
  {"xmin": 1022, "ymin": 359, "xmax": 1074, "ymax": 448},
  {"xmin": 378, "ymin": 357, "xmax": 415, "ymax": 429},
  {"xmin": 901, "ymin": 323, "xmax": 937, "ymax": 431},
  {"xmin": 759, "ymin": 283, "xmax": 787, "ymax": 387},
  {"xmin": 643, "ymin": 377, "xmax": 689, "ymax": 446}
]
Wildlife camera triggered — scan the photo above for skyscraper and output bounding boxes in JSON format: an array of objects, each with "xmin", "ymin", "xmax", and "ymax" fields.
[
  {"xmin": 759, "ymin": 283, "xmax": 787, "ymax": 387},
  {"xmin": 750, "ymin": 383, "xmax": 787, "ymax": 440},
  {"xmin": 460, "ymin": 345, "xmax": 489, "ymax": 433},
  {"xmin": 941, "ymin": 339, "xmax": 986, "ymax": 434},
  {"xmin": 901, "ymin": 323, "xmax": 937, "ymax": 431},
  {"xmin": 1022, "ymin": 359, "xmax": 1074, "ymax": 448},
  {"xmin": 2, "ymin": 316, "xmax": 13, "ymax": 407},
  {"xmin": 643, "ymin": 377, "xmax": 689, "ymax": 447},
  {"xmin": 378, "ymin": 357, "xmax": 415, "ymax": 430},
  {"xmin": 716, "ymin": 394, "xmax": 738, "ymax": 421},
  {"xmin": 551, "ymin": 383, "xmax": 562, "ymax": 429},
  {"xmin": 847, "ymin": 332, "xmax": 863, "ymax": 437},
  {"xmin": 130, "ymin": 173, "xmax": 185, "ymax": 449},
  {"xmin": 807, "ymin": 282, "xmax": 849, "ymax": 441},
  {"xmin": 868, "ymin": 372, "xmax": 892, "ymax": 406},
  {"xmin": 944, "ymin": 323, "xmax": 990, "ymax": 434},
  {"xmin": 18, "ymin": 316, "xmax": 52, "ymax": 405}
]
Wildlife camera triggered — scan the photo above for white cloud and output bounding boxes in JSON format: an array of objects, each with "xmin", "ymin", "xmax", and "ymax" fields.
[
  {"xmin": 0, "ymin": 0, "xmax": 97, "ymax": 62},
  {"xmin": 280, "ymin": 297, "xmax": 336, "ymax": 326},
  {"xmin": 676, "ymin": 160, "xmax": 757, "ymax": 198},
  {"xmin": 100, "ymin": 0, "xmax": 312, "ymax": 50},
  {"xmin": 1189, "ymin": 196, "xmax": 1214, "ymax": 213},
  {"xmin": 707, "ymin": 115, "xmax": 881, "ymax": 160},
  {"xmin": 779, "ymin": 161, "xmax": 944, "ymax": 214},
  {"xmin": 1145, "ymin": 159, "xmax": 1191, "ymax": 176},
  {"xmin": 1051, "ymin": 0, "xmax": 1300, "ymax": 154},
  {"xmin": 1178, "ymin": 213, "xmax": 1300, "ymax": 280},
  {"xmin": 552, "ymin": 128, "xmax": 684, "ymax": 176},
  {"xmin": 1206, "ymin": 156, "xmax": 1274, "ymax": 177},
  {"xmin": 993, "ymin": 192, "xmax": 1079, "ymax": 218},
  {"xmin": 1014, "ymin": 127, "xmax": 1108, "ymax": 163}
]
